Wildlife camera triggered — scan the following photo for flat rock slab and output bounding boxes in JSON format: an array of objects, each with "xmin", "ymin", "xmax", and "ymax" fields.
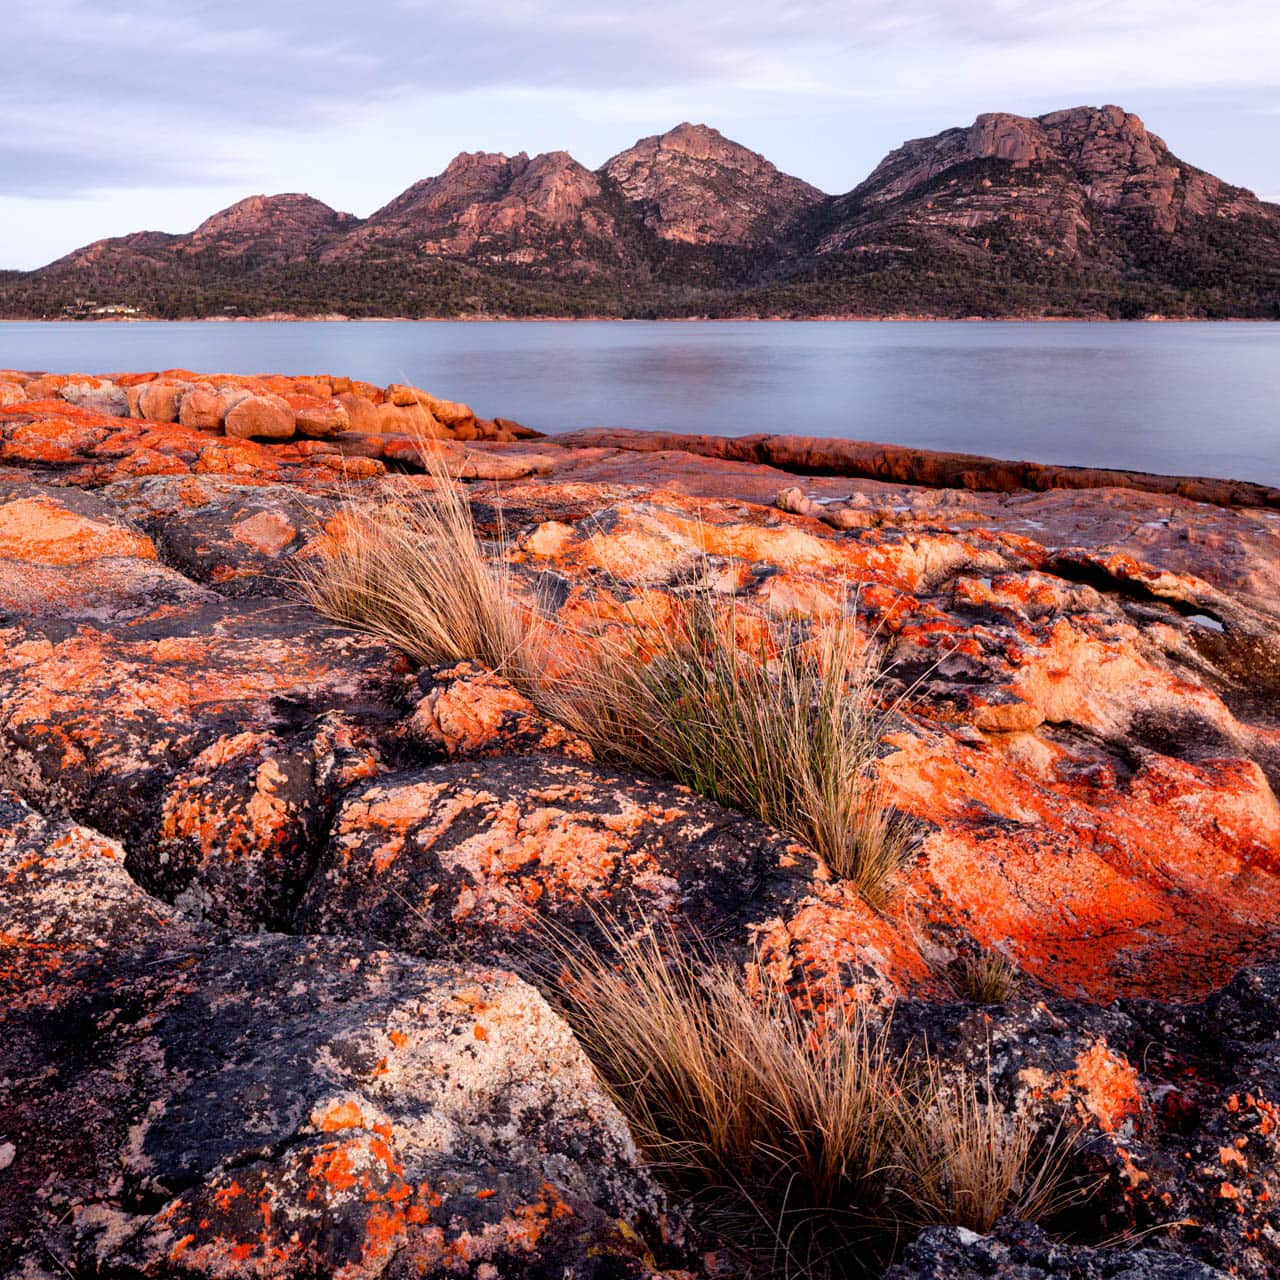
[{"xmin": 296, "ymin": 755, "xmax": 825, "ymax": 963}]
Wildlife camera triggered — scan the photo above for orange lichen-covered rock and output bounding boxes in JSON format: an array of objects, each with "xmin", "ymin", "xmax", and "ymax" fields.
[
  {"xmin": 0, "ymin": 790, "xmax": 178, "ymax": 1008},
  {"xmin": 0, "ymin": 796, "xmax": 672, "ymax": 1278},
  {"xmin": 110, "ymin": 476, "xmax": 337, "ymax": 594},
  {"xmin": 143, "ymin": 717, "xmax": 382, "ymax": 929},
  {"xmin": 375, "ymin": 399, "xmax": 446, "ymax": 437},
  {"xmin": 401, "ymin": 661, "xmax": 592, "ymax": 761},
  {"xmin": 287, "ymin": 393, "xmax": 351, "ymax": 438},
  {"xmin": 297, "ymin": 756, "xmax": 825, "ymax": 966},
  {"xmin": 0, "ymin": 481, "xmax": 209, "ymax": 622},
  {"xmin": 382, "ymin": 436, "xmax": 557, "ymax": 479},
  {"xmin": 224, "ymin": 392, "xmax": 296, "ymax": 440},
  {"xmin": 889, "ymin": 964, "xmax": 1280, "ymax": 1272},
  {"xmin": 137, "ymin": 378, "xmax": 189, "ymax": 422},
  {"xmin": 1, "ymin": 414, "xmax": 109, "ymax": 463},
  {"xmin": 316, "ymin": 451, "xmax": 385, "ymax": 479},
  {"xmin": 0, "ymin": 490, "xmax": 156, "ymax": 565},
  {"xmin": 0, "ymin": 598, "xmax": 409, "ymax": 844},
  {"xmin": 335, "ymin": 389, "xmax": 383, "ymax": 433},
  {"xmin": 22, "ymin": 372, "xmax": 110, "ymax": 401},
  {"xmin": 385, "ymin": 382, "xmax": 478, "ymax": 430},
  {"xmin": 178, "ymin": 383, "xmax": 240, "ymax": 430},
  {"xmin": 2, "ymin": 367, "xmax": 1279, "ymax": 1277}
]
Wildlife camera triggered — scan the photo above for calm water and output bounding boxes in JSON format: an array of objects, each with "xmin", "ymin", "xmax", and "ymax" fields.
[{"xmin": 2, "ymin": 320, "xmax": 1277, "ymax": 484}]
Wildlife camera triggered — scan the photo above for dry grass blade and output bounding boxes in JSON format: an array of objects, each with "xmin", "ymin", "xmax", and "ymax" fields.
[
  {"xmin": 543, "ymin": 585, "xmax": 917, "ymax": 904},
  {"xmin": 956, "ymin": 949, "xmax": 1021, "ymax": 1004},
  {"xmin": 901, "ymin": 1058, "xmax": 1081, "ymax": 1235},
  {"xmin": 294, "ymin": 462, "xmax": 539, "ymax": 683}
]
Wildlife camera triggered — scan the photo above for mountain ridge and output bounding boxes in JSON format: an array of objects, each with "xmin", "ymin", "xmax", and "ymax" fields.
[{"xmin": 6, "ymin": 107, "xmax": 1279, "ymax": 319}]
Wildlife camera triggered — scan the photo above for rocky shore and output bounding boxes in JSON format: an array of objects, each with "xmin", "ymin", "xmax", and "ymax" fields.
[{"xmin": 2, "ymin": 368, "xmax": 1279, "ymax": 1278}]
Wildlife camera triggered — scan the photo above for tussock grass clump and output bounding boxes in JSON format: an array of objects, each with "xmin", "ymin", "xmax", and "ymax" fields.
[
  {"xmin": 543, "ymin": 587, "xmax": 917, "ymax": 904},
  {"xmin": 902, "ymin": 1063, "xmax": 1075, "ymax": 1235},
  {"xmin": 956, "ymin": 948, "xmax": 1021, "ymax": 1004},
  {"xmin": 295, "ymin": 474, "xmax": 538, "ymax": 681},
  {"xmin": 542, "ymin": 922, "xmax": 904, "ymax": 1274},
  {"xmin": 542, "ymin": 919, "xmax": 1078, "ymax": 1277},
  {"xmin": 299, "ymin": 474, "xmax": 915, "ymax": 903}
]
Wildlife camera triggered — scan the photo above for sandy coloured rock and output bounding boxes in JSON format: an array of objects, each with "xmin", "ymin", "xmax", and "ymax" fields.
[
  {"xmin": 288, "ymin": 393, "xmax": 351, "ymax": 437},
  {"xmin": 224, "ymin": 391, "xmax": 297, "ymax": 440}
]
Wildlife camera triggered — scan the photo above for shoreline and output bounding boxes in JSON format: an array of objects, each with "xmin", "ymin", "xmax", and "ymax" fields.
[
  {"xmin": 3, "ymin": 313, "xmax": 1278, "ymax": 325},
  {"xmin": 552, "ymin": 426, "xmax": 1280, "ymax": 510},
  {"xmin": 3, "ymin": 366, "xmax": 1276, "ymax": 498}
]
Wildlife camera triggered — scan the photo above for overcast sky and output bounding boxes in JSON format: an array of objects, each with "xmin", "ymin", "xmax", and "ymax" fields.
[{"xmin": 3, "ymin": 0, "xmax": 1277, "ymax": 269}]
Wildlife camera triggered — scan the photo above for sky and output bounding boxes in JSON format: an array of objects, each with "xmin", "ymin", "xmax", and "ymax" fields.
[{"xmin": 2, "ymin": 0, "xmax": 1278, "ymax": 270}]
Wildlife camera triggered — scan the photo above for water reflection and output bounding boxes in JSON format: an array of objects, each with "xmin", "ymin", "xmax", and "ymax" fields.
[{"xmin": 1, "ymin": 320, "xmax": 1276, "ymax": 482}]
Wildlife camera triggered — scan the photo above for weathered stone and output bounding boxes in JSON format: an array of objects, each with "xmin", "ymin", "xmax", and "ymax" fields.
[
  {"xmin": 108, "ymin": 476, "xmax": 336, "ymax": 594},
  {"xmin": 177, "ymin": 383, "xmax": 234, "ymax": 430},
  {"xmin": 0, "ymin": 593, "xmax": 409, "ymax": 845},
  {"xmin": 0, "ymin": 794, "xmax": 673, "ymax": 1279},
  {"xmin": 142, "ymin": 715, "xmax": 382, "ymax": 929},
  {"xmin": 382, "ymin": 437, "xmax": 558, "ymax": 479},
  {"xmin": 399, "ymin": 661, "xmax": 592, "ymax": 762},
  {"xmin": 137, "ymin": 378, "xmax": 189, "ymax": 422},
  {"xmin": 58, "ymin": 377, "xmax": 129, "ymax": 417},
  {"xmin": 886, "ymin": 1220, "xmax": 1229, "ymax": 1279},
  {"xmin": 494, "ymin": 414, "xmax": 543, "ymax": 439},
  {"xmin": 296, "ymin": 754, "xmax": 825, "ymax": 965},
  {"xmin": 562, "ymin": 428, "xmax": 1280, "ymax": 511},
  {"xmin": 288, "ymin": 393, "xmax": 351, "ymax": 437},
  {"xmin": 411, "ymin": 388, "xmax": 477, "ymax": 430},
  {"xmin": 224, "ymin": 392, "xmax": 296, "ymax": 440},
  {"xmin": 335, "ymin": 389, "xmax": 383, "ymax": 433},
  {"xmin": 376, "ymin": 399, "xmax": 446, "ymax": 437},
  {"xmin": 0, "ymin": 790, "xmax": 180, "ymax": 1006},
  {"xmin": 317, "ymin": 452, "xmax": 385, "ymax": 479}
]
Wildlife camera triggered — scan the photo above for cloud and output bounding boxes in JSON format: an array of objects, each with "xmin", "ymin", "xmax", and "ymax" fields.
[
  {"xmin": 1, "ymin": 0, "xmax": 1278, "ymax": 264},
  {"xmin": 5, "ymin": 0, "xmax": 1278, "ymax": 181}
]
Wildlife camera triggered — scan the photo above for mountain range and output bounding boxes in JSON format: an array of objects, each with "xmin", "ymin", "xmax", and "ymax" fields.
[{"xmin": 3, "ymin": 106, "xmax": 1278, "ymax": 320}]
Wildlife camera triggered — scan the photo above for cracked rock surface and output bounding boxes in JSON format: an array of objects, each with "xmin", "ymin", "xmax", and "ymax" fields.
[{"xmin": 2, "ymin": 373, "xmax": 1279, "ymax": 1277}]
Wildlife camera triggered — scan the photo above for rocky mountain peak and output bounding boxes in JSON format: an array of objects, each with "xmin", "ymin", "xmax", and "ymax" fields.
[
  {"xmin": 339, "ymin": 147, "xmax": 612, "ymax": 274},
  {"xmin": 444, "ymin": 149, "xmax": 528, "ymax": 174},
  {"xmin": 12, "ymin": 106, "xmax": 1279, "ymax": 319},
  {"xmin": 601, "ymin": 123, "xmax": 824, "ymax": 246},
  {"xmin": 177, "ymin": 193, "xmax": 358, "ymax": 261},
  {"xmin": 189, "ymin": 194, "xmax": 356, "ymax": 243},
  {"xmin": 834, "ymin": 102, "xmax": 1274, "ymax": 252},
  {"xmin": 506, "ymin": 152, "xmax": 602, "ymax": 214},
  {"xmin": 966, "ymin": 113, "xmax": 1055, "ymax": 165},
  {"xmin": 366, "ymin": 149, "xmax": 601, "ymax": 232},
  {"xmin": 370, "ymin": 153, "xmax": 531, "ymax": 225},
  {"xmin": 647, "ymin": 121, "xmax": 735, "ymax": 160}
]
